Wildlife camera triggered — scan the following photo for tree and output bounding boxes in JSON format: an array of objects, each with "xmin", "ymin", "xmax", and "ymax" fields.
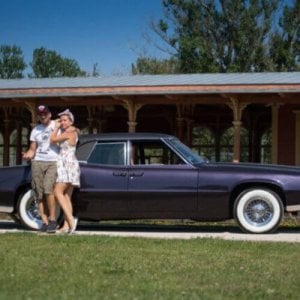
[
  {"xmin": 30, "ymin": 47, "xmax": 86, "ymax": 78},
  {"xmin": 0, "ymin": 45, "xmax": 26, "ymax": 78},
  {"xmin": 140, "ymin": 0, "xmax": 298, "ymax": 74},
  {"xmin": 131, "ymin": 57, "xmax": 180, "ymax": 74},
  {"xmin": 270, "ymin": 1, "xmax": 300, "ymax": 71}
]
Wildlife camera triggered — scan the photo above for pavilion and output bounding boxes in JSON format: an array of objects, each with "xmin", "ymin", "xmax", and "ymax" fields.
[{"xmin": 0, "ymin": 72, "xmax": 299, "ymax": 166}]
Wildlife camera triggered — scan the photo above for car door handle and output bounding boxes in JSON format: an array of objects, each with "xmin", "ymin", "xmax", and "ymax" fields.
[
  {"xmin": 129, "ymin": 172, "xmax": 144, "ymax": 177},
  {"xmin": 113, "ymin": 172, "xmax": 127, "ymax": 177}
]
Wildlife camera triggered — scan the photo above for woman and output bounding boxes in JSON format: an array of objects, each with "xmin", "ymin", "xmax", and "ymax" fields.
[{"xmin": 50, "ymin": 109, "xmax": 80, "ymax": 233}]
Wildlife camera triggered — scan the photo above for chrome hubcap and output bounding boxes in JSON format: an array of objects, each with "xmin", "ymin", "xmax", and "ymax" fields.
[
  {"xmin": 26, "ymin": 196, "xmax": 41, "ymax": 222},
  {"xmin": 244, "ymin": 199, "xmax": 273, "ymax": 227}
]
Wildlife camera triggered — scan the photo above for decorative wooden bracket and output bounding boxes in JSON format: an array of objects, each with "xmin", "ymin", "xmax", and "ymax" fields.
[
  {"xmin": 225, "ymin": 97, "xmax": 249, "ymax": 163},
  {"xmin": 227, "ymin": 97, "xmax": 248, "ymax": 122},
  {"xmin": 24, "ymin": 101, "xmax": 37, "ymax": 127},
  {"xmin": 122, "ymin": 99, "xmax": 143, "ymax": 133}
]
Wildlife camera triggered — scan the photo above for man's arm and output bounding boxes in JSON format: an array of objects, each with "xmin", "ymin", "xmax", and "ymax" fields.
[{"xmin": 22, "ymin": 142, "xmax": 37, "ymax": 161}]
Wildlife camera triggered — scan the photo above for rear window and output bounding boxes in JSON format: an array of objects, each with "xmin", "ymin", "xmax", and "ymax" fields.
[
  {"xmin": 76, "ymin": 141, "xmax": 95, "ymax": 161},
  {"xmin": 87, "ymin": 142, "xmax": 126, "ymax": 165}
]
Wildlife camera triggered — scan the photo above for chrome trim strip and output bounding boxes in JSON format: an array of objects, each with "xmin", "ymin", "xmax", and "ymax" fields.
[
  {"xmin": 286, "ymin": 205, "xmax": 300, "ymax": 212},
  {"xmin": 0, "ymin": 206, "xmax": 14, "ymax": 213}
]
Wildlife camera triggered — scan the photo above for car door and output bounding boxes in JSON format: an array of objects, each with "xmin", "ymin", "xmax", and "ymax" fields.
[
  {"xmin": 75, "ymin": 141, "xmax": 129, "ymax": 219},
  {"xmin": 127, "ymin": 140, "xmax": 198, "ymax": 218}
]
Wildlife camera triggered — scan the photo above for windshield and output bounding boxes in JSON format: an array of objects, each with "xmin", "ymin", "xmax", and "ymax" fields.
[{"xmin": 167, "ymin": 138, "xmax": 208, "ymax": 165}]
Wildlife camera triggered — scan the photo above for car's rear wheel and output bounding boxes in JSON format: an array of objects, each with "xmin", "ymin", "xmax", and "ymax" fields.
[
  {"xmin": 17, "ymin": 188, "xmax": 62, "ymax": 231},
  {"xmin": 234, "ymin": 188, "xmax": 283, "ymax": 233}
]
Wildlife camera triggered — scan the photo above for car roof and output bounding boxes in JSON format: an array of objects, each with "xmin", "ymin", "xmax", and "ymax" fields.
[{"xmin": 78, "ymin": 132, "xmax": 176, "ymax": 144}]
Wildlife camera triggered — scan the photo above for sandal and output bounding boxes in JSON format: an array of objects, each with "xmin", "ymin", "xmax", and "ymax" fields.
[{"xmin": 69, "ymin": 217, "xmax": 78, "ymax": 234}]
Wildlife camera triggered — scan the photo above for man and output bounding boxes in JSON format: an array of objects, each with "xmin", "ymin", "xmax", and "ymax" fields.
[{"xmin": 23, "ymin": 105, "xmax": 59, "ymax": 233}]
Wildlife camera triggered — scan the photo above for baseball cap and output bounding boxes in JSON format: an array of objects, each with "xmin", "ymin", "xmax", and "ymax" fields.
[{"xmin": 37, "ymin": 105, "xmax": 51, "ymax": 115}]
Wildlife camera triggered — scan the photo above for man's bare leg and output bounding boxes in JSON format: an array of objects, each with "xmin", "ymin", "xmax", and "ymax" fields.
[
  {"xmin": 46, "ymin": 193, "xmax": 58, "ymax": 233},
  {"xmin": 38, "ymin": 199, "xmax": 49, "ymax": 225},
  {"xmin": 46, "ymin": 193, "xmax": 57, "ymax": 221}
]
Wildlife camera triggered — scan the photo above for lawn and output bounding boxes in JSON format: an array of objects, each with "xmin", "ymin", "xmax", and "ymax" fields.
[{"xmin": 0, "ymin": 233, "xmax": 299, "ymax": 299}]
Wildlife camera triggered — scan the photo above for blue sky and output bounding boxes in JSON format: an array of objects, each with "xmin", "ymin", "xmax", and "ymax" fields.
[
  {"xmin": 0, "ymin": 0, "xmax": 167, "ymax": 76},
  {"xmin": 0, "ymin": 0, "xmax": 295, "ymax": 76}
]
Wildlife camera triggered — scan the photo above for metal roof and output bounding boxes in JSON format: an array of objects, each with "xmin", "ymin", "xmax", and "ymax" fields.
[{"xmin": 0, "ymin": 72, "xmax": 299, "ymax": 89}]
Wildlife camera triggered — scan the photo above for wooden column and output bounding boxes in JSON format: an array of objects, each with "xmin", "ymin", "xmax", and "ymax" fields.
[
  {"xmin": 176, "ymin": 117, "xmax": 184, "ymax": 141},
  {"xmin": 127, "ymin": 121, "xmax": 137, "ymax": 133},
  {"xmin": 122, "ymin": 99, "xmax": 143, "ymax": 133},
  {"xmin": 86, "ymin": 106, "xmax": 97, "ymax": 133},
  {"xmin": 227, "ymin": 97, "xmax": 248, "ymax": 163},
  {"xmin": 24, "ymin": 101, "xmax": 38, "ymax": 128},
  {"xmin": 293, "ymin": 110, "xmax": 300, "ymax": 166},
  {"xmin": 3, "ymin": 118, "xmax": 10, "ymax": 166},
  {"xmin": 15, "ymin": 120, "xmax": 22, "ymax": 165},
  {"xmin": 271, "ymin": 104, "xmax": 280, "ymax": 164},
  {"xmin": 186, "ymin": 119, "xmax": 194, "ymax": 146},
  {"xmin": 86, "ymin": 116, "xmax": 94, "ymax": 133},
  {"xmin": 174, "ymin": 104, "xmax": 195, "ymax": 143},
  {"xmin": 232, "ymin": 121, "xmax": 242, "ymax": 163}
]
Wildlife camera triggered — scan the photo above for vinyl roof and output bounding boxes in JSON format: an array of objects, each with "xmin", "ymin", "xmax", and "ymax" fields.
[
  {"xmin": 79, "ymin": 132, "xmax": 175, "ymax": 143},
  {"xmin": 0, "ymin": 72, "xmax": 299, "ymax": 89}
]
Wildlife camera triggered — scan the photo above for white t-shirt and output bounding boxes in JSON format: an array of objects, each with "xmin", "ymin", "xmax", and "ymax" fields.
[{"xmin": 30, "ymin": 120, "xmax": 60, "ymax": 161}]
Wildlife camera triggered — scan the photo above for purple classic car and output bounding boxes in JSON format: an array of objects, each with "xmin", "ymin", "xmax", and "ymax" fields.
[{"xmin": 1, "ymin": 133, "xmax": 300, "ymax": 233}]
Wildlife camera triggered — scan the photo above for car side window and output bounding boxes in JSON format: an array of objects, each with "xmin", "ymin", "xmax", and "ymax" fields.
[
  {"xmin": 87, "ymin": 142, "xmax": 126, "ymax": 165},
  {"xmin": 131, "ymin": 141, "xmax": 184, "ymax": 165}
]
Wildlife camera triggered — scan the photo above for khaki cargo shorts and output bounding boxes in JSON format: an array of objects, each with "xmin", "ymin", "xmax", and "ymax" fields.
[{"xmin": 31, "ymin": 161, "xmax": 57, "ymax": 200}]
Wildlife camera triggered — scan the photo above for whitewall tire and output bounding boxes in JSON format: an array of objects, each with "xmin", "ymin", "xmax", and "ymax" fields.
[
  {"xmin": 234, "ymin": 188, "xmax": 283, "ymax": 234},
  {"xmin": 17, "ymin": 189, "xmax": 62, "ymax": 231},
  {"xmin": 17, "ymin": 189, "xmax": 41, "ymax": 230}
]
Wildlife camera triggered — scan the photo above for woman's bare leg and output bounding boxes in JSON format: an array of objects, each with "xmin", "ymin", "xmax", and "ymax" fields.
[
  {"xmin": 65, "ymin": 186, "xmax": 74, "ymax": 216},
  {"xmin": 54, "ymin": 183, "xmax": 74, "ymax": 230},
  {"xmin": 66, "ymin": 186, "xmax": 77, "ymax": 232},
  {"xmin": 59, "ymin": 186, "xmax": 74, "ymax": 231}
]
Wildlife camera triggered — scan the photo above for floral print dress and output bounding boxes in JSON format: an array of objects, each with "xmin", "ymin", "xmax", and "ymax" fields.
[{"xmin": 56, "ymin": 135, "xmax": 80, "ymax": 187}]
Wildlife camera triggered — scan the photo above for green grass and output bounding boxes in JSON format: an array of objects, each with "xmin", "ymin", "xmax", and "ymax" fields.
[{"xmin": 0, "ymin": 234, "xmax": 299, "ymax": 299}]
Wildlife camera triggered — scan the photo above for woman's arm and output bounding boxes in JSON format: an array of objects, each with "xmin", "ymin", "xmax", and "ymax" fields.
[
  {"xmin": 50, "ymin": 129, "xmax": 70, "ymax": 144},
  {"xmin": 50, "ymin": 119, "xmax": 77, "ymax": 145},
  {"xmin": 50, "ymin": 119, "xmax": 66, "ymax": 143}
]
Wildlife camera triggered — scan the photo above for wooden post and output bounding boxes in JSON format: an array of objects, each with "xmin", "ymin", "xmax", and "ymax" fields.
[
  {"xmin": 271, "ymin": 104, "xmax": 280, "ymax": 164},
  {"xmin": 232, "ymin": 121, "xmax": 242, "ymax": 163},
  {"xmin": 227, "ymin": 97, "xmax": 248, "ymax": 163},
  {"xmin": 3, "ymin": 118, "xmax": 10, "ymax": 166},
  {"xmin": 122, "ymin": 99, "xmax": 143, "ymax": 133}
]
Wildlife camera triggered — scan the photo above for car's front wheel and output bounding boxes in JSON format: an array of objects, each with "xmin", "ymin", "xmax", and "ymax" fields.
[
  {"xmin": 234, "ymin": 188, "xmax": 283, "ymax": 233},
  {"xmin": 17, "ymin": 189, "xmax": 62, "ymax": 231}
]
